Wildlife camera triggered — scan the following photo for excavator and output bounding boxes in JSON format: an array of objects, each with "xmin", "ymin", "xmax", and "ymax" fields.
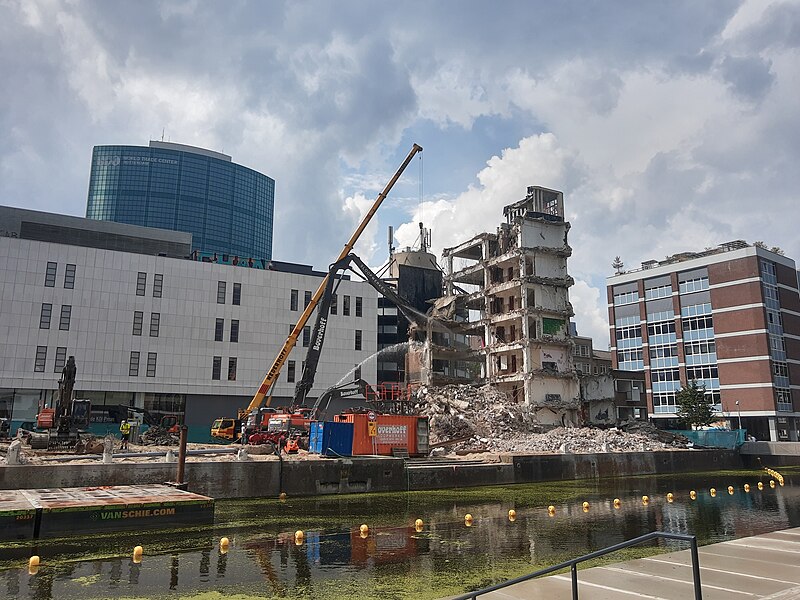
[
  {"xmin": 236, "ymin": 252, "xmax": 430, "ymax": 449},
  {"xmin": 211, "ymin": 143, "xmax": 422, "ymax": 443}
]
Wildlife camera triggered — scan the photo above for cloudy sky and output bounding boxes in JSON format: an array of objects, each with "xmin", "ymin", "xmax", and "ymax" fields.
[{"xmin": 2, "ymin": 0, "xmax": 799, "ymax": 346}]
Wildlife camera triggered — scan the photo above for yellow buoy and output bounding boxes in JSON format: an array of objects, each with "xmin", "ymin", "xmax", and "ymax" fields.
[
  {"xmin": 133, "ymin": 546, "xmax": 143, "ymax": 557},
  {"xmin": 279, "ymin": 492, "xmax": 287, "ymax": 502},
  {"xmin": 415, "ymin": 519, "xmax": 423, "ymax": 529},
  {"xmin": 219, "ymin": 537, "xmax": 230, "ymax": 554},
  {"xmin": 360, "ymin": 524, "xmax": 369, "ymax": 535},
  {"xmin": 689, "ymin": 490, "xmax": 697, "ymax": 500},
  {"xmin": 29, "ymin": 555, "xmax": 40, "ymax": 573},
  {"xmin": 710, "ymin": 488, "xmax": 717, "ymax": 497},
  {"xmin": 744, "ymin": 483, "xmax": 750, "ymax": 492},
  {"xmin": 641, "ymin": 495, "xmax": 649, "ymax": 504},
  {"xmin": 295, "ymin": 530, "xmax": 304, "ymax": 544},
  {"xmin": 547, "ymin": 505, "xmax": 556, "ymax": 517},
  {"xmin": 582, "ymin": 506, "xmax": 589, "ymax": 513},
  {"xmin": 770, "ymin": 480, "xmax": 776, "ymax": 488},
  {"xmin": 666, "ymin": 493, "xmax": 674, "ymax": 503},
  {"xmin": 464, "ymin": 513, "xmax": 473, "ymax": 521},
  {"xmin": 582, "ymin": 501, "xmax": 589, "ymax": 510},
  {"xmin": 613, "ymin": 498, "xmax": 621, "ymax": 508},
  {"xmin": 758, "ymin": 482, "xmax": 764, "ymax": 490},
  {"xmin": 508, "ymin": 509, "xmax": 516, "ymax": 520}
]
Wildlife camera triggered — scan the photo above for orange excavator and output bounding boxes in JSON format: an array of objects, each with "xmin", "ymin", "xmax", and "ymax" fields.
[{"xmin": 211, "ymin": 143, "xmax": 422, "ymax": 443}]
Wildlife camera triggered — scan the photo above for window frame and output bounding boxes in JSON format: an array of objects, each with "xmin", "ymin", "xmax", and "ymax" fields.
[
  {"xmin": 136, "ymin": 272, "xmax": 147, "ymax": 296},
  {"xmin": 39, "ymin": 303, "xmax": 52, "ymax": 329},
  {"xmin": 230, "ymin": 319, "xmax": 239, "ymax": 343},
  {"xmin": 355, "ymin": 296, "xmax": 363, "ymax": 317},
  {"xmin": 133, "ymin": 311, "xmax": 143, "ymax": 336},
  {"xmin": 59, "ymin": 305, "xmax": 72, "ymax": 331},
  {"xmin": 34, "ymin": 346, "xmax": 47, "ymax": 372},
  {"xmin": 146, "ymin": 352, "xmax": 157, "ymax": 377},
  {"xmin": 129, "ymin": 351, "xmax": 140, "ymax": 377},
  {"xmin": 217, "ymin": 281, "xmax": 226, "ymax": 304},
  {"xmin": 153, "ymin": 273, "xmax": 163, "ymax": 298},
  {"xmin": 54, "ymin": 347, "xmax": 67, "ymax": 373},
  {"xmin": 228, "ymin": 357, "xmax": 237, "ymax": 381},
  {"xmin": 45, "ymin": 262, "xmax": 57, "ymax": 287},
  {"xmin": 355, "ymin": 329, "xmax": 362, "ymax": 351},
  {"xmin": 64, "ymin": 264, "xmax": 76, "ymax": 289},
  {"xmin": 212, "ymin": 356, "xmax": 222, "ymax": 380},
  {"xmin": 149, "ymin": 312, "xmax": 160, "ymax": 337},
  {"xmin": 233, "ymin": 283, "xmax": 241, "ymax": 306}
]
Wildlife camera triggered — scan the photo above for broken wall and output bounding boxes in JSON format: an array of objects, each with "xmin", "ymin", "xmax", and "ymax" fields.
[{"xmin": 519, "ymin": 221, "xmax": 565, "ymax": 249}]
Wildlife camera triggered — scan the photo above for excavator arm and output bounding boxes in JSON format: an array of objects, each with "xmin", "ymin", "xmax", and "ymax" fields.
[
  {"xmin": 292, "ymin": 252, "xmax": 430, "ymax": 408},
  {"xmin": 239, "ymin": 144, "xmax": 422, "ymax": 420}
]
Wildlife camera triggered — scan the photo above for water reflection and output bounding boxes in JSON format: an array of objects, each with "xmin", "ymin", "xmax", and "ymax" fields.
[{"xmin": 0, "ymin": 470, "xmax": 797, "ymax": 600}]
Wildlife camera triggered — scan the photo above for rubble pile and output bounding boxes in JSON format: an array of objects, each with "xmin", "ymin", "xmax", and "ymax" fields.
[
  {"xmin": 139, "ymin": 426, "xmax": 179, "ymax": 446},
  {"xmin": 413, "ymin": 384, "xmax": 690, "ymax": 454}
]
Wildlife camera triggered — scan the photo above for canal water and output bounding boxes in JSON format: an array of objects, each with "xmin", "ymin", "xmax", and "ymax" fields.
[{"xmin": 1, "ymin": 467, "xmax": 798, "ymax": 599}]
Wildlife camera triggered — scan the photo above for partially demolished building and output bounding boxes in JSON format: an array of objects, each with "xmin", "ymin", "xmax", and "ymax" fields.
[{"xmin": 411, "ymin": 186, "xmax": 580, "ymax": 425}]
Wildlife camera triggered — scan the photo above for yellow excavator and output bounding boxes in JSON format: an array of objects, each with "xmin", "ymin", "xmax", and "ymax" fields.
[{"xmin": 211, "ymin": 143, "xmax": 422, "ymax": 442}]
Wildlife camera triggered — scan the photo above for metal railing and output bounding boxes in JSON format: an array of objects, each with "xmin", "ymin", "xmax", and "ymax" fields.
[{"xmin": 450, "ymin": 531, "xmax": 702, "ymax": 600}]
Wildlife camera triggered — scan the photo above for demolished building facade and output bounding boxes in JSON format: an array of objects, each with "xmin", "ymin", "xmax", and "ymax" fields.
[{"xmin": 408, "ymin": 186, "xmax": 581, "ymax": 426}]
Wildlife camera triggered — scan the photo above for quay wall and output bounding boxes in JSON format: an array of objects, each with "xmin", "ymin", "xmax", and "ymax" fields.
[{"xmin": 0, "ymin": 449, "xmax": 772, "ymax": 499}]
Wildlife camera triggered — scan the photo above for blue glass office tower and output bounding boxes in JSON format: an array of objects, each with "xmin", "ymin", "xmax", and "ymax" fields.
[{"xmin": 86, "ymin": 141, "xmax": 274, "ymax": 260}]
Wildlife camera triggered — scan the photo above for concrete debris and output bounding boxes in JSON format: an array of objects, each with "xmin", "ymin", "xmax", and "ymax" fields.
[
  {"xmin": 413, "ymin": 384, "xmax": 690, "ymax": 454},
  {"xmin": 139, "ymin": 426, "xmax": 179, "ymax": 446}
]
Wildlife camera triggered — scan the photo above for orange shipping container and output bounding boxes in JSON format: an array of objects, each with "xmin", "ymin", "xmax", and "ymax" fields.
[{"xmin": 334, "ymin": 413, "xmax": 429, "ymax": 457}]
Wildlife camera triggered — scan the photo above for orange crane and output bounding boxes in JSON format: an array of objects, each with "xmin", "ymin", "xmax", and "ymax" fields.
[{"xmin": 211, "ymin": 143, "xmax": 422, "ymax": 441}]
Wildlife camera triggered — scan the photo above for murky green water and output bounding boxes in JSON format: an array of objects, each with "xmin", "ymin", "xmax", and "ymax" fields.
[{"xmin": 1, "ymin": 467, "xmax": 798, "ymax": 599}]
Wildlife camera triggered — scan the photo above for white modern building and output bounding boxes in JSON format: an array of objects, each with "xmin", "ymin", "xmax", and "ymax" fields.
[{"xmin": 0, "ymin": 206, "xmax": 378, "ymax": 441}]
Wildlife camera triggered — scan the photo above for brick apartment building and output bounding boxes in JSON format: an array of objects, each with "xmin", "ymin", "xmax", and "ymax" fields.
[{"xmin": 607, "ymin": 241, "xmax": 800, "ymax": 441}]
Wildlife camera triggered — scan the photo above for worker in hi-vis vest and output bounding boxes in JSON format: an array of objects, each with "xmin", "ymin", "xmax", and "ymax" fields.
[{"xmin": 119, "ymin": 419, "xmax": 131, "ymax": 451}]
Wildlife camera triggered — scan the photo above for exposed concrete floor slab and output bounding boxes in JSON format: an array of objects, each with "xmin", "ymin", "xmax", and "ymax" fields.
[{"xmin": 478, "ymin": 527, "xmax": 800, "ymax": 599}]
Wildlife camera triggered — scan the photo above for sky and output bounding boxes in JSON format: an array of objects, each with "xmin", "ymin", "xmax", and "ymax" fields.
[{"xmin": 2, "ymin": 0, "xmax": 800, "ymax": 347}]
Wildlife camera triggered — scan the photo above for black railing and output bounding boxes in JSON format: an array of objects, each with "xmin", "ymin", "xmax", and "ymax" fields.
[{"xmin": 450, "ymin": 531, "xmax": 702, "ymax": 600}]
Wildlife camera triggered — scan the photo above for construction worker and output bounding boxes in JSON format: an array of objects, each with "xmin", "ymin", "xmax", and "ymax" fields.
[
  {"xmin": 119, "ymin": 419, "xmax": 131, "ymax": 451},
  {"xmin": 240, "ymin": 421, "xmax": 247, "ymax": 446}
]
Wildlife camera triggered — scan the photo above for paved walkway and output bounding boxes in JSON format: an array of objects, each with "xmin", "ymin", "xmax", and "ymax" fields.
[{"xmin": 479, "ymin": 527, "xmax": 800, "ymax": 599}]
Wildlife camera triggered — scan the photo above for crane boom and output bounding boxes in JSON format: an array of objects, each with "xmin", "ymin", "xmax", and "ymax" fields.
[{"xmin": 242, "ymin": 144, "xmax": 422, "ymax": 417}]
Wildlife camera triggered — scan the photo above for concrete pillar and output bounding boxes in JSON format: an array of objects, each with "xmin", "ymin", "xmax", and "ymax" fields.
[{"xmin": 768, "ymin": 417, "xmax": 779, "ymax": 442}]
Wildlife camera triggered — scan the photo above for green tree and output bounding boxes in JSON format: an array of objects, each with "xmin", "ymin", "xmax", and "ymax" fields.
[{"xmin": 676, "ymin": 380, "xmax": 716, "ymax": 429}]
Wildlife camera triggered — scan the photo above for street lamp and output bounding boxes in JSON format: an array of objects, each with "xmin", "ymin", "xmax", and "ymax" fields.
[{"xmin": 735, "ymin": 400, "xmax": 742, "ymax": 431}]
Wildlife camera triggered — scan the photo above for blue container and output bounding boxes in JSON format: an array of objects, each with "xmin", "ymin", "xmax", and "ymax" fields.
[{"xmin": 308, "ymin": 421, "xmax": 353, "ymax": 457}]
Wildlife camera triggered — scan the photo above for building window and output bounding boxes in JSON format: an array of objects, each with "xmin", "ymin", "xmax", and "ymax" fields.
[
  {"xmin": 129, "ymin": 351, "xmax": 140, "ymax": 377},
  {"xmin": 39, "ymin": 303, "xmax": 52, "ymax": 329},
  {"xmin": 59, "ymin": 305, "xmax": 72, "ymax": 331},
  {"xmin": 302, "ymin": 325, "xmax": 310, "ymax": 347},
  {"xmin": 212, "ymin": 356, "xmax": 222, "ymax": 380},
  {"xmin": 215, "ymin": 318, "xmax": 224, "ymax": 342},
  {"xmin": 233, "ymin": 283, "xmax": 241, "ymax": 306},
  {"xmin": 45, "ymin": 262, "xmax": 57, "ymax": 287},
  {"xmin": 331, "ymin": 293, "xmax": 338, "ymax": 315},
  {"xmin": 777, "ymin": 389, "xmax": 792, "ymax": 412},
  {"xmin": 146, "ymin": 352, "xmax": 157, "ymax": 377},
  {"xmin": 355, "ymin": 296, "xmax": 363, "ymax": 317},
  {"xmin": 217, "ymin": 281, "xmax": 226, "ymax": 304},
  {"xmin": 304, "ymin": 290, "xmax": 312, "ymax": 308},
  {"xmin": 679, "ymin": 276, "xmax": 709, "ymax": 294},
  {"xmin": 354, "ymin": 365, "xmax": 362, "ymax": 380},
  {"xmin": 644, "ymin": 284, "xmax": 671, "ymax": 300},
  {"xmin": 355, "ymin": 329, "xmax": 362, "ymax": 351},
  {"xmin": 136, "ymin": 272, "xmax": 147, "ymax": 296},
  {"xmin": 149, "ymin": 313, "xmax": 160, "ymax": 337},
  {"xmin": 34, "ymin": 346, "xmax": 47, "ymax": 372},
  {"xmin": 230, "ymin": 320, "xmax": 239, "ymax": 343},
  {"xmin": 289, "ymin": 323, "xmax": 295, "ymax": 335},
  {"xmin": 64, "ymin": 264, "xmax": 76, "ymax": 289},
  {"xmin": 54, "ymin": 347, "xmax": 67, "ymax": 373},
  {"xmin": 287, "ymin": 360, "xmax": 296, "ymax": 383},
  {"xmin": 343, "ymin": 295, "xmax": 351, "ymax": 316},
  {"xmin": 228, "ymin": 357, "xmax": 237, "ymax": 381},
  {"xmin": 133, "ymin": 311, "xmax": 143, "ymax": 336},
  {"xmin": 290, "ymin": 289, "xmax": 298, "ymax": 311},
  {"xmin": 613, "ymin": 290, "xmax": 639, "ymax": 306},
  {"xmin": 153, "ymin": 274, "xmax": 163, "ymax": 298}
]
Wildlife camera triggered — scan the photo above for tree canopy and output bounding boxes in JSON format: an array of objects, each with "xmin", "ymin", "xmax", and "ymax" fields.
[{"xmin": 676, "ymin": 380, "xmax": 716, "ymax": 429}]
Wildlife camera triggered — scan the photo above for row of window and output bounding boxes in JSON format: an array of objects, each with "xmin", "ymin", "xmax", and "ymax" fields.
[
  {"xmin": 132, "ymin": 312, "xmax": 160, "ymax": 337},
  {"xmin": 45, "ymin": 262, "xmax": 76, "ymax": 289},
  {"xmin": 129, "ymin": 351, "xmax": 157, "ymax": 377},
  {"xmin": 644, "ymin": 284, "xmax": 672, "ymax": 300},
  {"xmin": 613, "ymin": 290, "xmax": 639, "ymax": 306},
  {"xmin": 39, "ymin": 304, "xmax": 71, "ymax": 330},
  {"xmin": 136, "ymin": 272, "xmax": 163, "ymax": 297},
  {"xmin": 289, "ymin": 324, "xmax": 363, "ymax": 350},
  {"xmin": 678, "ymin": 276, "xmax": 709, "ymax": 294},
  {"xmin": 215, "ymin": 319, "xmax": 239, "ymax": 342},
  {"xmin": 211, "ymin": 356, "xmax": 237, "ymax": 381},
  {"xmin": 34, "ymin": 346, "xmax": 68, "ymax": 373},
  {"xmin": 217, "ymin": 281, "xmax": 242, "ymax": 305},
  {"xmin": 290, "ymin": 289, "xmax": 363, "ymax": 317}
]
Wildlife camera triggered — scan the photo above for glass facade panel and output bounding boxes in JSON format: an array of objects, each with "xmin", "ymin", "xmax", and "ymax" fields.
[{"xmin": 86, "ymin": 144, "xmax": 274, "ymax": 260}]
